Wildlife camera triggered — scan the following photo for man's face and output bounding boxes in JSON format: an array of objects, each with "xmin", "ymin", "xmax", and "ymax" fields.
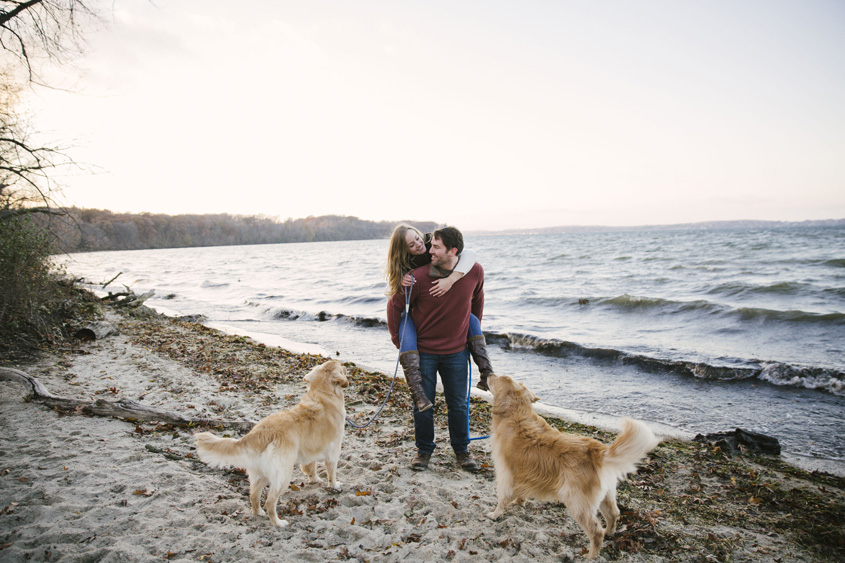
[{"xmin": 429, "ymin": 236, "xmax": 456, "ymax": 267}]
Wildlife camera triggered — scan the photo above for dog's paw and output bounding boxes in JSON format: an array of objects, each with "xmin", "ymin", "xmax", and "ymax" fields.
[
  {"xmin": 254, "ymin": 507, "xmax": 266, "ymax": 517},
  {"xmin": 268, "ymin": 516, "xmax": 289, "ymax": 528},
  {"xmin": 326, "ymin": 481, "xmax": 342, "ymax": 492},
  {"xmin": 485, "ymin": 511, "xmax": 500, "ymax": 521}
]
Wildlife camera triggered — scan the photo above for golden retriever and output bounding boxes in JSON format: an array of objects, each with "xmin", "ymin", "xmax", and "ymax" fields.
[
  {"xmin": 195, "ymin": 359, "xmax": 349, "ymax": 527},
  {"xmin": 486, "ymin": 374, "xmax": 659, "ymax": 559}
]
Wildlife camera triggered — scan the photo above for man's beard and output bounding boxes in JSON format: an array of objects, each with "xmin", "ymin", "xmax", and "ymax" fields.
[{"xmin": 430, "ymin": 255, "xmax": 448, "ymax": 268}]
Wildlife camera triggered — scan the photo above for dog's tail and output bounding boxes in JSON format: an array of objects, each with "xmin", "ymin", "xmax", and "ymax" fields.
[
  {"xmin": 195, "ymin": 431, "xmax": 251, "ymax": 470},
  {"xmin": 602, "ymin": 418, "xmax": 660, "ymax": 481}
]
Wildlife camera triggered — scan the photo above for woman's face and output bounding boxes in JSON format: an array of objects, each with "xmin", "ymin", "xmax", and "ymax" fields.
[{"xmin": 404, "ymin": 230, "xmax": 426, "ymax": 256}]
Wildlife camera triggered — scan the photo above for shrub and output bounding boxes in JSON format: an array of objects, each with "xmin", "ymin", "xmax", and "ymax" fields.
[{"xmin": 0, "ymin": 214, "xmax": 95, "ymax": 359}]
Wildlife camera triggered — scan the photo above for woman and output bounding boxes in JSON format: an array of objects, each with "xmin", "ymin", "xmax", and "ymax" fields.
[{"xmin": 385, "ymin": 224, "xmax": 496, "ymax": 412}]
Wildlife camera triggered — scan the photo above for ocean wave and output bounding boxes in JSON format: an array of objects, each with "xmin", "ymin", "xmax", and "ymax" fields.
[
  {"xmin": 707, "ymin": 281, "xmax": 805, "ymax": 297},
  {"xmin": 267, "ymin": 307, "xmax": 318, "ymax": 322},
  {"xmin": 338, "ymin": 295, "xmax": 385, "ymax": 306},
  {"xmin": 599, "ymin": 294, "xmax": 844, "ymax": 325},
  {"xmin": 334, "ymin": 314, "xmax": 386, "ymax": 328},
  {"xmin": 758, "ymin": 362, "xmax": 844, "ymax": 395},
  {"xmin": 601, "ymin": 294, "xmax": 722, "ymax": 315},
  {"xmin": 823, "ymin": 258, "xmax": 845, "ymax": 268},
  {"xmin": 200, "ymin": 280, "xmax": 231, "ymax": 289},
  {"xmin": 823, "ymin": 287, "xmax": 845, "ymax": 298},
  {"xmin": 736, "ymin": 307, "xmax": 845, "ymax": 324},
  {"xmin": 489, "ymin": 332, "xmax": 844, "ymax": 396},
  {"xmin": 265, "ymin": 306, "xmax": 386, "ymax": 328},
  {"xmin": 600, "ymin": 294, "xmax": 667, "ymax": 309}
]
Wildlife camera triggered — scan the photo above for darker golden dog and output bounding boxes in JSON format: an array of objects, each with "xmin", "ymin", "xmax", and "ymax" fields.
[
  {"xmin": 486, "ymin": 373, "xmax": 659, "ymax": 559},
  {"xmin": 195, "ymin": 360, "xmax": 348, "ymax": 527}
]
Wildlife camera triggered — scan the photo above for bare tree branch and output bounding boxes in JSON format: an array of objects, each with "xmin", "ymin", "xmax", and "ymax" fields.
[
  {"xmin": 0, "ymin": 367, "xmax": 257, "ymax": 431},
  {"xmin": 0, "ymin": 1, "xmax": 44, "ymax": 27}
]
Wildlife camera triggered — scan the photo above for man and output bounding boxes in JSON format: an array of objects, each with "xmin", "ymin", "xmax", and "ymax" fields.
[{"xmin": 387, "ymin": 226, "xmax": 484, "ymax": 472}]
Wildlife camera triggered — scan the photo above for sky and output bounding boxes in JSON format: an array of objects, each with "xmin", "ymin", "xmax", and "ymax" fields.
[{"xmin": 21, "ymin": 0, "xmax": 845, "ymax": 231}]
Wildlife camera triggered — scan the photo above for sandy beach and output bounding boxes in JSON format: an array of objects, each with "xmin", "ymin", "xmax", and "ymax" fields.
[{"xmin": 1, "ymin": 305, "xmax": 843, "ymax": 562}]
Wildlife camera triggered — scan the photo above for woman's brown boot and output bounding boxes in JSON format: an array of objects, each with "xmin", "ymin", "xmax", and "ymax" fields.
[
  {"xmin": 467, "ymin": 335, "xmax": 495, "ymax": 391},
  {"xmin": 399, "ymin": 351, "xmax": 433, "ymax": 412}
]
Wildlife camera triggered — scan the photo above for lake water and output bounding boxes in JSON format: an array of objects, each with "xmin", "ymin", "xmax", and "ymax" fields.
[{"xmin": 58, "ymin": 226, "xmax": 845, "ymax": 464}]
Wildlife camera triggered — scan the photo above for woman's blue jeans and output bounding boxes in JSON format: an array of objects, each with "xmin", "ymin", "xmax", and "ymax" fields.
[
  {"xmin": 398, "ymin": 312, "xmax": 482, "ymax": 354},
  {"xmin": 414, "ymin": 349, "xmax": 470, "ymax": 455}
]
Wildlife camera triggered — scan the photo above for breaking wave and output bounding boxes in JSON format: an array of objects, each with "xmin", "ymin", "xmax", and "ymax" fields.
[
  {"xmin": 598, "ymin": 294, "xmax": 844, "ymax": 325},
  {"xmin": 491, "ymin": 332, "xmax": 844, "ymax": 396}
]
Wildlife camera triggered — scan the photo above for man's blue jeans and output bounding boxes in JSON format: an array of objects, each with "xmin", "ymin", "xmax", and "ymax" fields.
[{"xmin": 415, "ymin": 350, "xmax": 470, "ymax": 455}]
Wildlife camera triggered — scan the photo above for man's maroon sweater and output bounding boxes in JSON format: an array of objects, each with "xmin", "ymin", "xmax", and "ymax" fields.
[{"xmin": 387, "ymin": 262, "xmax": 484, "ymax": 354}]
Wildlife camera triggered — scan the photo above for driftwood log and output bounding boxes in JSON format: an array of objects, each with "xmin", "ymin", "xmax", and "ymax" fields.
[
  {"xmin": 101, "ymin": 287, "xmax": 154, "ymax": 307},
  {"xmin": 0, "ymin": 367, "xmax": 255, "ymax": 432},
  {"xmin": 74, "ymin": 320, "xmax": 120, "ymax": 341},
  {"xmin": 113, "ymin": 289, "xmax": 155, "ymax": 308}
]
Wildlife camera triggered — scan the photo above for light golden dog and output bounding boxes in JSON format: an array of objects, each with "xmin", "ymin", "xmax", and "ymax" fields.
[
  {"xmin": 195, "ymin": 360, "xmax": 348, "ymax": 527},
  {"xmin": 486, "ymin": 374, "xmax": 659, "ymax": 559}
]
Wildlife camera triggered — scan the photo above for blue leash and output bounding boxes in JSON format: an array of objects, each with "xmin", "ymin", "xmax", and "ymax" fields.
[
  {"xmin": 466, "ymin": 351, "xmax": 490, "ymax": 441},
  {"xmin": 344, "ymin": 284, "xmax": 411, "ymax": 429}
]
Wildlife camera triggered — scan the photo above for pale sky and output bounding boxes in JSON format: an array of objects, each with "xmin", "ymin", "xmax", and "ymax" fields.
[{"xmin": 22, "ymin": 0, "xmax": 845, "ymax": 231}]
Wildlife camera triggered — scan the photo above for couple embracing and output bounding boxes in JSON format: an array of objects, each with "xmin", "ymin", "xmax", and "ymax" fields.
[{"xmin": 385, "ymin": 225, "xmax": 496, "ymax": 472}]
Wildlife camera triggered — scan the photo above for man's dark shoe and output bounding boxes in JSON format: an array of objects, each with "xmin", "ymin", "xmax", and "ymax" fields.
[
  {"xmin": 411, "ymin": 452, "xmax": 431, "ymax": 471},
  {"xmin": 455, "ymin": 451, "xmax": 477, "ymax": 472}
]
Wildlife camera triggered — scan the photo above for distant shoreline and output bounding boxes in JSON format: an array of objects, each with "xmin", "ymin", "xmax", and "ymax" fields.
[
  {"xmin": 53, "ymin": 210, "xmax": 844, "ymax": 255},
  {"xmin": 466, "ymin": 218, "xmax": 845, "ymax": 236}
]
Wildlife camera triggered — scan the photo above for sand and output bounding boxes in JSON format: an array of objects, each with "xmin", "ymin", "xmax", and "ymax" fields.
[{"xmin": 1, "ymin": 308, "xmax": 843, "ymax": 562}]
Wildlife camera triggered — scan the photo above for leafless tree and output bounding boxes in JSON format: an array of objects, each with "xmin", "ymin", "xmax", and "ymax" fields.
[
  {"xmin": 1, "ymin": 1, "xmax": 98, "ymax": 83},
  {"xmin": 0, "ymin": 80, "xmax": 69, "ymax": 220},
  {"xmin": 1, "ymin": 1, "xmax": 100, "ymax": 219}
]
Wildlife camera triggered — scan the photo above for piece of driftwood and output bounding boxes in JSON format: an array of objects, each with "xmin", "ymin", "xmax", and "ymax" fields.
[
  {"xmin": 74, "ymin": 321, "xmax": 120, "ymax": 341},
  {"xmin": 115, "ymin": 289, "xmax": 155, "ymax": 309},
  {"xmin": 0, "ymin": 367, "xmax": 255, "ymax": 431},
  {"xmin": 102, "ymin": 272, "xmax": 122, "ymax": 289},
  {"xmin": 101, "ymin": 287, "xmax": 154, "ymax": 308}
]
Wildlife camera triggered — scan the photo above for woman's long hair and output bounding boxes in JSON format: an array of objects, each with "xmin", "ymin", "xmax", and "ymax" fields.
[{"xmin": 385, "ymin": 224, "xmax": 424, "ymax": 296}]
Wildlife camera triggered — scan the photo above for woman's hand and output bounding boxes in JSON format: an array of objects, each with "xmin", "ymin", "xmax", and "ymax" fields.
[
  {"xmin": 402, "ymin": 273, "xmax": 415, "ymax": 287},
  {"xmin": 430, "ymin": 276, "xmax": 455, "ymax": 297}
]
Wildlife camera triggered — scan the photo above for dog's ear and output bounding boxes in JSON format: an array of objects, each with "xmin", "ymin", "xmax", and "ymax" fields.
[
  {"xmin": 486, "ymin": 373, "xmax": 498, "ymax": 394},
  {"xmin": 304, "ymin": 361, "xmax": 329, "ymax": 383},
  {"xmin": 333, "ymin": 364, "xmax": 350, "ymax": 388},
  {"xmin": 513, "ymin": 380, "xmax": 539, "ymax": 403}
]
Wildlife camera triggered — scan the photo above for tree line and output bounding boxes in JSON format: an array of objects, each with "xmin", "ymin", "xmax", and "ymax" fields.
[{"xmin": 47, "ymin": 208, "xmax": 438, "ymax": 252}]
